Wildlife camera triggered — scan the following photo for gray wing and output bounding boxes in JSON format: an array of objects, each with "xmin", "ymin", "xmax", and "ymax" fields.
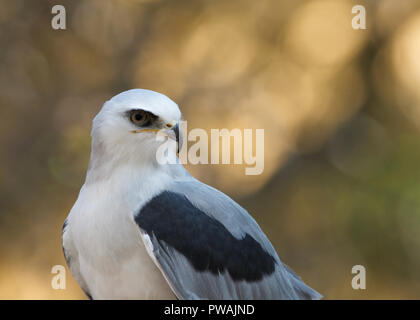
[
  {"xmin": 62, "ymin": 219, "xmax": 92, "ymax": 299},
  {"xmin": 134, "ymin": 177, "xmax": 322, "ymax": 300}
]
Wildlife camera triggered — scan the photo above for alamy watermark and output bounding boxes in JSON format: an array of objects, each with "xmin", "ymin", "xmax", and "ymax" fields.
[
  {"xmin": 351, "ymin": 265, "xmax": 366, "ymax": 290},
  {"xmin": 51, "ymin": 265, "xmax": 66, "ymax": 290},
  {"xmin": 155, "ymin": 121, "xmax": 264, "ymax": 175},
  {"xmin": 51, "ymin": 5, "xmax": 66, "ymax": 30},
  {"xmin": 352, "ymin": 5, "xmax": 367, "ymax": 30}
]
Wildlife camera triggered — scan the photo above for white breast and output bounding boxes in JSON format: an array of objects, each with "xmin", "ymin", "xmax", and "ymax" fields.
[{"xmin": 66, "ymin": 165, "xmax": 177, "ymax": 299}]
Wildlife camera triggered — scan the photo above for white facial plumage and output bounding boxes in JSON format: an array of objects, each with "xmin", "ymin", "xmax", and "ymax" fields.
[{"xmin": 87, "ymin": 89, "xmax": 182, "ymax": 179}]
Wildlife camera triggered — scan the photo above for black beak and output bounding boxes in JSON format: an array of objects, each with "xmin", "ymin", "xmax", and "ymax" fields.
[{"xmin": 172, "ymin": 123, "xmax": 182, "ymax": 153}]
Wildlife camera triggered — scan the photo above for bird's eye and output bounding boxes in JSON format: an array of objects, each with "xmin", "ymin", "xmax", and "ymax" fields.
[{"xmin": 129, "ymin": 110, "xmax": 152, "ymax": 126}]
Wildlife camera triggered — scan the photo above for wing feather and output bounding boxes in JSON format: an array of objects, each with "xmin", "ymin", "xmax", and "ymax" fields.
[
  {"xmin": 62, "ymin": 219, "xmax": 92, "ymax": 299},
  {"xmin": 134, "ymin": 177, "xmax": 322, "ymax": 300}
]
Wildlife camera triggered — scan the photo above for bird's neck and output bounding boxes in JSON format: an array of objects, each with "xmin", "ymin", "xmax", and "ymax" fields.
[
  {"xmin": 85, "ymin": 142, "xmax": 187, "ymax": 186},
  {"xmin": 80, "ymin": 161, "xmax": 178, "ymax": 219}
]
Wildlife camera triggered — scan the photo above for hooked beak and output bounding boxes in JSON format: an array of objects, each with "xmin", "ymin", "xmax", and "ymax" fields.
[{"xmin": 131, "ymin": 121, "xmax": 182, "ymax": 154}]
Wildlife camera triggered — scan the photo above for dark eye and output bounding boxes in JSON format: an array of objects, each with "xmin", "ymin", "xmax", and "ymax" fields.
[{"xmin": 129, "ymin": 110, "xmax": 152, "ymax": 126}]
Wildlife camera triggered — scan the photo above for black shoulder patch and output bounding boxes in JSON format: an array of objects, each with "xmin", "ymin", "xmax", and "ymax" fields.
[{"xmin": 135, "ymin": 191, "xmax": 276, "ymax": 282}]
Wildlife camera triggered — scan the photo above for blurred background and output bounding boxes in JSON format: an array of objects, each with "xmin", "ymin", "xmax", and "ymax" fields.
[{"xmin": 0, "ymin": 0, "xmax": 420, "ymax": 299}]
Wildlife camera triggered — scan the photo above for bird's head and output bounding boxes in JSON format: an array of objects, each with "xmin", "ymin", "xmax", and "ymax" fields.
[{"xmin": 89, "ymin": 89, "xmax": 182, "ymax": 171}]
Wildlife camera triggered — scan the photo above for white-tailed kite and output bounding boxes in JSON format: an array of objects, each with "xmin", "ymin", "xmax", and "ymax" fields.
[{"xmin": 62, "ymin": 89, "xmax": 321, "ymax": 300}]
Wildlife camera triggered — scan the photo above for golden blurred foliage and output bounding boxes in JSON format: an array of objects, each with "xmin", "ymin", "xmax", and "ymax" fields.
[{"xmin": 1, "ymin": 0, "xmax": 420, "ymax": 299}]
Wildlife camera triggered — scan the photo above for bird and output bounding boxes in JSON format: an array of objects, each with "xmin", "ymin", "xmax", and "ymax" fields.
[{"xmin": 62, "ymin": 89, "xmax": 322, "ymax": 300}]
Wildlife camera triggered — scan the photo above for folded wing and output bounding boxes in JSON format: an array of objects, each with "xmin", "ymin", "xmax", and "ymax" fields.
[{"xmin": 134, "ymin": 178, "xmax": 322, "ymax": 300}]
